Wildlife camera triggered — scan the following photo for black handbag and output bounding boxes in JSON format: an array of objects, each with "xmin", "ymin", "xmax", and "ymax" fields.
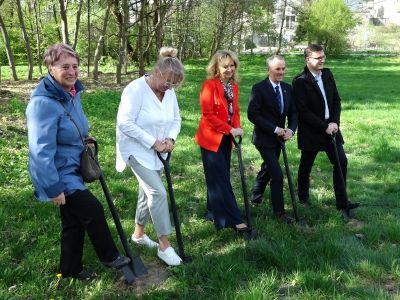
[
  {"xmin": 79, "ymin": 137, "xmax": 102, "ymax": 182},
  {"xmin": 60, "ymin": 103, "xmax": 102, "ymax": 182}
]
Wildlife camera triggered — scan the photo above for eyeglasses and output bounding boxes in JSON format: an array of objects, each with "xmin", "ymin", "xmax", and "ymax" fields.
[
  {"xmin": 308, "ymin": 56, "xmax": 326, "ymax": 61},
  {"xmin": 159, "ymin": 70, "xmax": 181, "ymax": 89}
]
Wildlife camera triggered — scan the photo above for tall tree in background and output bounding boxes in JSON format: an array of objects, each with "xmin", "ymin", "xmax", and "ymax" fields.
[
  {"xmin": 16, "ymin": 0, "xmax": 34, "ymax": 79},
  {"xmin": 275, "ymin": 0, "xmax": 287, "ymax": 54},
  {"xmin": 32, "ymin": 0, "xmax": 43, "ymax": 74},
  {"xmin": 93, "ymin": 0, "xmax": 113, "ymax": 82},
  {"xmin": 59, "ymin": 0, "xmax": 70, "ymax": 44},
  {"xmin": 0, "ymin": 0, "xmax": 18, "ymax": 81},
  {"xmin": 295, "ymin": 0, "xmax": 357, "ymax": 53},
  {"xmin": 72, "ymin": 0, "xmax": 83, "ymax": 50}
]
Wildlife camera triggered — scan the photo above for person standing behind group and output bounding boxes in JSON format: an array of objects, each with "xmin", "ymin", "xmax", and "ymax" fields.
[
  {"xmin": 195, "ymin": 50, "xmax": 254, "ymax": 236},
  {"xmin": 292, "ymin": 44, "xmax": 359, "ymax": 216},
  {"xmin": 116, "ymin": 47, "xmax": 184, "ymax": 266},
  {"xmin": 26, "ymin": 44, "xmax": 130, "ymax": 280},
  {"xmin": 247, "ymin": 55, "xmax": 298, "ymax": 223}
]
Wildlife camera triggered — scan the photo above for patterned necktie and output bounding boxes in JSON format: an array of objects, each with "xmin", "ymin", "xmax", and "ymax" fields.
[{"xmin": 275, "ymin": 85, "xmax": 282, "ymax": 114}]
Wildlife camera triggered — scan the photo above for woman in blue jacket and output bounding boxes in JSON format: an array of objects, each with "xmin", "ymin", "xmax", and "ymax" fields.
[{"xmin": 26, "ymin": 44, "xmax": 129, "ymax": 280}]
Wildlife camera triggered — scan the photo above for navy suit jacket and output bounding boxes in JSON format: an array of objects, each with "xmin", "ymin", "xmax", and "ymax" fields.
[{"xmin": 247, "ymin": 79, "xmax": 297, "ymax": 148}]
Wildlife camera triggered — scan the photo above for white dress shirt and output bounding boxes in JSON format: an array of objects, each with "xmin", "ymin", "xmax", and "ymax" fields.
[
  {"xmin": 311, "ymin": 71, "xmax": 330, "ymax": 120},
  {"xmin": 116, "ymin": 75, "xmax": 181, "ymax": 171}
]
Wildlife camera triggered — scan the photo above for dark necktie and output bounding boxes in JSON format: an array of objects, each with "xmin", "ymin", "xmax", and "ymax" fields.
[{"xmin": 275, "ymin": 85, "xmax": 282, "ymax": 114}]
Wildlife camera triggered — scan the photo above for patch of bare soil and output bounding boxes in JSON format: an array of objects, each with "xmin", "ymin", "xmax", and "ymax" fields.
[
  {"xmin": 116, "ymin": 260, "xmax": 170, "ymax": 296},
  {"xmin": 347, "ymin": 219, "xmax": 365, "ymax": 231},
  {"xmin": 384, "ymin": 279, "xmax": 398, "ymax": 295}
]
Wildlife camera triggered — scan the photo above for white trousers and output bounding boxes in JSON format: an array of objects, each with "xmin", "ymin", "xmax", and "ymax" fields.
[{"xmin": 128, "ymin": 156, "xmax": 172, "ymax": 237}]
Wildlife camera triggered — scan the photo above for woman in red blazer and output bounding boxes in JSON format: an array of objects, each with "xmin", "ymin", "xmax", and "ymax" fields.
[{"xmin": 195, "ymin": 50, "xmax": 251, "ymax": 234}]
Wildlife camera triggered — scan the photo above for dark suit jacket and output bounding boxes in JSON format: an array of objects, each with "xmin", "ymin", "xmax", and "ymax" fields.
[
  {"xmin": 292, "ymin": 67, "xmax": 344, "ymax": 151},
  {"xmin": 247, "ymin": 79, "xmax": 297, "ymax": 148}
]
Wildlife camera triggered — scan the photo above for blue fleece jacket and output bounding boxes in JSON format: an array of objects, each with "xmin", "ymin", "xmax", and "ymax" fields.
[{"xmin": 26, "ymin": 74, "xmax": 89, "ymax": 201}]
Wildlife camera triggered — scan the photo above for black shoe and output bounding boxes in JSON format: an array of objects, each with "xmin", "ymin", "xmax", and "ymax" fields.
[
  {"xmin": 69, "ymin": 270, "xmax": 96, "ymax": 281},
  {"xmin": 275, "ymin": 213, "xmax": 295, "ymax": 225},
  {"xmin": 235, "ymin": 224, "xmax": 258, "ymax": 240},
  {"xmin": 251, "ymin": 195, "xmax": 263, "ymax": 206},
  {"xmin": 341, "ymin": 208, "xmax": 355, "ymax": 222},
  {"xmin": 347, "ymin": 202, "xmax": 360, "ymax": 210},
  {"xmin": 337, "ymin": 202, "xmax": 360, "ymax": 211},
  {"xmin": 205, "ymin": 210, "xmax": 214, "ymax": 222},
  {"xmin": 103, "ymin": 255, "xmax": 131, "ymax": 269},
  {"xmin": 299, "ymin": 198, "xmax": 311, "ymax": 207}
]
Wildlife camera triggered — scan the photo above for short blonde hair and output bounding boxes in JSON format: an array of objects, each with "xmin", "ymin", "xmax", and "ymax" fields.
[
  {"xmin": 154, "ymin": 46, "xmax": 185, "ymax": 84},
  {"xmin": 43, "ymin": 44, "xmax": 80, "ymax": 69},
  {"xmin": 206, "ymin": 50, "xmax": 239, "ymax": 82}
]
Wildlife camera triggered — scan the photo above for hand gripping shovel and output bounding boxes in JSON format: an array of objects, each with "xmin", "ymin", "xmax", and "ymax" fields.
[
  {"xmin": 94, "ymin": 142, "xmax": 147, "ymax": 284},
  {"xmin": 231, "ymin": 135, "xmax": 257, "ymax": 239},
  {"xmin": 157, "ymin": 152, "xmax": 192, "ymax": 263},
  {"xmin": 277, "ymin": 138, "xmax": 304, "ymax": 224},
  {"xmin": 331, "ymin": 133, "xmax": 355, "ymax": 221}
]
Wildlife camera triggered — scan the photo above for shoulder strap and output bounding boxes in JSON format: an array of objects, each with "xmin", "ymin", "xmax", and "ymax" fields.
[{"xmin": 58, "ymin": 101, "xmax": 85, "ymax": 145}]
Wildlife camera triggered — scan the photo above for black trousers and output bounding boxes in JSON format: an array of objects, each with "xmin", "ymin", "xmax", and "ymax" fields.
[
  {"xmin": 60, "ymin": 189, "xmax": 119, "ymax": 276},
  {"xmin": 252, "ymin": 146, "xmax": 285, "ymax": 214},
  {"xmin": 201, "ymin": 135, "xmax": 243, "ymax": 230},
  {"xmin": 297, "ymin": 142, "xmax": 348, "ymax": 209}
]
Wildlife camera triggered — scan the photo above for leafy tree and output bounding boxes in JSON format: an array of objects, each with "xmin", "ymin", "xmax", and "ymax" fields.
[{"xmin": 295, "ymin": 0, "xmax": 357, "ymax": 53}]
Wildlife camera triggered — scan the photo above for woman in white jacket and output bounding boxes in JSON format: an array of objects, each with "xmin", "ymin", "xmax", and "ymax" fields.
[{"xmin": 116, "ymin": 47, "xmax": 184, "ymax": 266}]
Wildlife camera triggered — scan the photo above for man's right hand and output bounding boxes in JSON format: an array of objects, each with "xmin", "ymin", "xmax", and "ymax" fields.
[
  {"xmin": 325, "ymin": 123, "xmax": 338, "ymax": 135},
  {"xmin": 275, "ymin": 127, "xmax": 285, "ymax": 137}
]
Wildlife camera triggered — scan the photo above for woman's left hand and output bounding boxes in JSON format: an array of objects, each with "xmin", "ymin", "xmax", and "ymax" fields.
[
  {"xmin": 230, "ymin": 127, "xmax": 243, "ymax": 137},
  {"xmin": 163, "ymin": 138, "xmax": 175, "ymax": 152}
]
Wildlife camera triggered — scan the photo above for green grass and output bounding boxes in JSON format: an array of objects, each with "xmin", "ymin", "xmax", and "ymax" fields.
[{"xmin": 1, "ymin": 54, "xmax": 399, "ymax": 299}]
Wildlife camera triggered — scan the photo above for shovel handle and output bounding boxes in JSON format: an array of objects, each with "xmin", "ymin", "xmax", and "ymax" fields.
[
  {"xmin": 156, "ymin": 151, "xmax": 171, "ymax": 165},
  {"xmin": 231, "ymin": 134, "xmax": 242, "ymax": 147}
]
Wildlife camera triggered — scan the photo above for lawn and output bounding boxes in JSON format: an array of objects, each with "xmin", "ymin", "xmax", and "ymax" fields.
[{"xmin": 0, "ymin": 54, "xmax": 399, "ymax": 299}]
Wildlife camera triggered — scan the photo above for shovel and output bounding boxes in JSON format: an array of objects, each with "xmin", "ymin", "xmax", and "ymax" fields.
[
  {"xmin": 331, "ymin": 133, "xmax": 355, "ymax": 220},
  {"xmin": 93, "ymin": 140, "xmax": 147, "ymax": 284},
  {"xmin": 231, "ymin": 135, "xmax": 257, "ymax": 239},
  {"xmin": 98, "ymin": 174, "xmax": 148, "ymax": 283},
  {"xmin": 277, "ymin": 138, "xmax": 302, "ymax": 223},
  {"xmin": 157, "ymin": 152, "xmax": 192, "ymax": 263}
]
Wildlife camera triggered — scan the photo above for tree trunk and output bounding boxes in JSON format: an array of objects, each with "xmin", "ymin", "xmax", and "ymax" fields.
[
  {"xmin": 87, "ymin": 0, "xmax": 91, "ymax": 77},
  {"xmin": 52, "ymin": 3, "xmax": 62, "ymax": 41},
  {"xmin": 137, "ymin": 0, "xmax": 146, "ymax": 76},
  {"xmin": 0, "ymin": 13, "xmax": 18, "ymax": 81},
  {"xmin": 15, "ymin": 0, "xmax": 34, "ymax": 80},
  {"xmin": 93, "ymin": 0, "xmax": 112, "ymax": 83},
  {"xmin": 59, "ymin": 0, "xmax": 70, "ymax": 44},
  {"xmin": 33, "ymin": 0, "xmax": 42, "ymax": 75},
  {"xmin": 276, "ymin": 0, "xmax": 287, "ymax": 55},
  {"xmin": 72, "ymin": 0, "xmax": 83, "ymax": 50}
]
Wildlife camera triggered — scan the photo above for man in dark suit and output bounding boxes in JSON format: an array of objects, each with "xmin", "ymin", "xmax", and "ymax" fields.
[
  {"xmin": 292, "ymin": 44, "xmax": 359, "ymax": 217},
  {"xmin": 247, "ymin": 55, "xmax": 297, "ymax": 223}
]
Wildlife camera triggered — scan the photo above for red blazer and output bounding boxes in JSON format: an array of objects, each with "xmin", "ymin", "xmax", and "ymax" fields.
[{"xmin": 195, "ymin": 78, "xmax": 241, "ymax": 152}]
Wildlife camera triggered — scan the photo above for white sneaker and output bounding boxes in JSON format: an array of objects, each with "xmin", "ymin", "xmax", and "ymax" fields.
[
  {"xmin": 131, "ymin": 234, "xmax": 159, "ymax": 248},
  {"xmin": 157, "ymin": 247, "xmax": 182, "ymax": 266}
]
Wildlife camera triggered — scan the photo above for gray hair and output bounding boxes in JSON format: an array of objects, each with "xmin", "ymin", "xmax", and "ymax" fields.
[
  {"xmin": 43, "ymin": 44, "xmax": 80, "ymax": 69},
  {"xmin": 206, "ymin": 50, "xmax": 240, "ymax": 83},
  {"xmin": 266, "ymin": 55, "xmax": 285, "ymax": 69}
]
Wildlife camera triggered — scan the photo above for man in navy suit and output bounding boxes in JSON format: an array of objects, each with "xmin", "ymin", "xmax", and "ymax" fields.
[
  {"xmin": 247, "ymin": 55, "xmax": 298, "ymax": 223},
  {"xmin": 292, "ymin": 44, "xmax": 359, "ymax": 216}
]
